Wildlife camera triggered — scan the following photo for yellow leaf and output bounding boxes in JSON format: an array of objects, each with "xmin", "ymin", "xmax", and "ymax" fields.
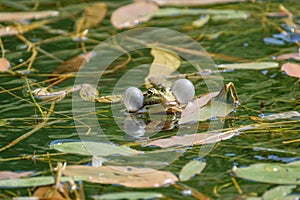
[{"xmin": 145, "ymin": 48, "xmax": 181, "ymax": 88}]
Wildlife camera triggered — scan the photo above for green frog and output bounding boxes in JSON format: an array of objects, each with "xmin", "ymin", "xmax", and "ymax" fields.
[{"xmin": 143, "ymin": 87, "xmax": 177, "ymax": 107}]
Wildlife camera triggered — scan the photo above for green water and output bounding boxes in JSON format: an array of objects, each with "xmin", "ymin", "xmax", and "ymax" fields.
[{"xmin": 0, "ymin": 0, "xmax": 299, "ymax": 199}]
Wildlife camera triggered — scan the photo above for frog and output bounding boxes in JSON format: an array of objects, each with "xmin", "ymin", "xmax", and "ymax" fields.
[{"xmin": 143, "ymin": 87, "xmax": 177, "ymax": 106}]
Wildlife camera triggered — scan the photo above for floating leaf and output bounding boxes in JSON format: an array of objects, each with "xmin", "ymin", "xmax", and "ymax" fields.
[
  {"xmin": 179, "ymin": 83, "xmax": 238, "ymax": 125},
  {"xmin": 50, "ymin": 140, "xmax": 142, "ymax": 156},
  {"xmin": 179, "ymin": 160, "xmax": 206, "ymax": 181},
  {"xmin": 281, "ymin": 63, "xmax": 300, "ymax": 78},
  {"xmin": 63, "ymin": 165, "xmax": 178, "ymax": 188},
  {"xmin": 153, "ymin": 8, "xmax": 249, "ymax": 20},
  {"xmin": 179, "ymin": 100, "xmax": 233, "ymax": 124},
  {"xmin": 147, "ymin": 0, "xmax": 248, "ymax": 6},
  {"xmin": 75, "ymin": 3, "xmax": 107, "ymax": 32},
  {"xmin": 145, "ymin": 125, "xmax": 251, "ymax": 148},
  {"xmin": 261, "ymin": 111, "xmax": 300, "ymax": 121},
  {"xmin": 93, "ymin": 149, "xmax": 184, "ymax": 168},
  {"xmin": 145, "ymin": 48, "xmax": 181, "ymax": 88},
  {"xmin": 0, "ymin": 58, "xmax": 10, "ymax": 72},
  {"xmin": 92, "ymin": 192, "xmax": 163, "ymax": 200},
  {"xmin": 0, "ymin": 171, "xmax": 33, "ymax": 180},
  {"xmin": 0, "ymin": 11, "xmax": 59, "ymax": 22},
  {"xmin": 276, "ymin": 52, "xmax": 300, "ymax": 61},
  {"xmin": 0, "ymin": 176, "xmax": 55, "ymax": 188},
  {"xmin": 262, "ymin": 185, "xmax": 300, "ymax": 200},
  {"xmin": 110, "ymin": 1, "xmax": 159, "ymax": 29},
  {"xmin": 49, "ymin": 52, "xmax": 95, "ymax": 81},
  {"xmin": 232, "ymin": 160, "xmax": 300, "ymax": 184},
  {"xmin": 218, "ymin": 62, "xmax": 279, "ymax": 70},
  {"xmin": 0, "ymin": 176, "xmax": 82, "ymax": 188}
]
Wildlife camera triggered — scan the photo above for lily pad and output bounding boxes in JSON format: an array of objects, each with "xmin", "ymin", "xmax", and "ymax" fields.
[
  {"xmin": 232, "ymin": 161, "xmax": 300, "ymax": 185},
  {"xmin": 179, "ymin": 160, "xmax": 206, "ymax": 181},
  {"xmin": 92, "ymin": 192, "xmax": 163, "ymax": 200},
  {"xmin": 50, "ymin": 140, "xmax": 142, "ymax": 156}
]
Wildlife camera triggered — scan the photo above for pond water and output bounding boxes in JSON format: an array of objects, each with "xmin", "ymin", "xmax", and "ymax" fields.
[{"xmin": 0, "ymin": 0, "xmax": 299, "ymax": 199}]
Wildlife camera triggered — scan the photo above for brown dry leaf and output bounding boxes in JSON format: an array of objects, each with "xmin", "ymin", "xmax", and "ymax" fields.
[
  {"xmin": 276, "ymin": 52, "xmax": 300, "ymax": 61},
  {"xmin": 0, "ymin": 58, "xmax": 10, "ymax": 71},
  {"xmin": 63, "ymin": 165, "xmax": 178, "ymax": 188},
  {"xmin": 145, "ymin": 48, "xmax": 181, "ymax": 88},
  {"xmin": 145, "ymin": 126, "xmax": 251, "ymax": 148},
  {"xmin": 145, "ymin": 0, "xmax": 247, "ymax": 6},
  {"xmin": 50, "ymin": 52, "xmax": 94, "ymax": 76},
  {"xmin": 0, "ymin": 11, "xmax": 59, "ymax": 22},
  {"xmin": 34, "ymin": 186, "xmax": 66, "ymax": 200},
  {"xmin": 0, "ymin": 171, "xmax": 33, "ymax": 180},
  {"xmin": 111, "ymin": 1, "xmax": 159, "ymax": 29},
  {"xmin": 281, "ymin": 63, "xmax": 300, "ymax": 78},
  {"xmin": 75, "ymin": 3, "xmax": 107, "ymax": 32}
]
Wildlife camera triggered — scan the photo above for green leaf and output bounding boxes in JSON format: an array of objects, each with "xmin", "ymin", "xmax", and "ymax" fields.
[
  {"xmin": 154, "ymin": 8, "xmax": 249, "ymax": 20},
  {"xmin": 218, "ymin": 62, "xmax": 279, "ymax": 70},
  {"xmin": 262, "ymin": 185, "xmax": 300, "ymax": 200},
  {"xmin": 0, "ymin": 177, "xmax": 53, "ymax": 188},
  {"xmin": 50, "ymin": 141, "xmax": 142, "ymax": 156},
  {"xmin": 232, "ymin": 161, "xmax": 300, "ymax": 184},
  {"xmin": 92, "ymin": 192, "xmax": 163, "ymax": 200},
  {"xmin": 0, "ymin": 176, "xmax": 80, "ymax": 188},
  {"xmin": 179, "ymin": 160, "xmax": 206, "ymax": 181}
]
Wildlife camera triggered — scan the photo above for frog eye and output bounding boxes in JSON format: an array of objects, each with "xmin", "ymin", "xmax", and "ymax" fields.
[
  {"xmin": 147, "ymin": 89, "xmax": 154, "ymax": 95},
  {"xmin": 123, "ymin": 87, "xmax": 144, "ymax": 112},
  {"xmin": 171, "ymin": 78, "xmax": 195, "ymax": 104}
]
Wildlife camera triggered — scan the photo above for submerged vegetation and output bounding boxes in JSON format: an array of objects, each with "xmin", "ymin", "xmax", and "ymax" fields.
[{"xmin": 0, "ymin": 0, "xmax": 299, "ymax": 199}]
